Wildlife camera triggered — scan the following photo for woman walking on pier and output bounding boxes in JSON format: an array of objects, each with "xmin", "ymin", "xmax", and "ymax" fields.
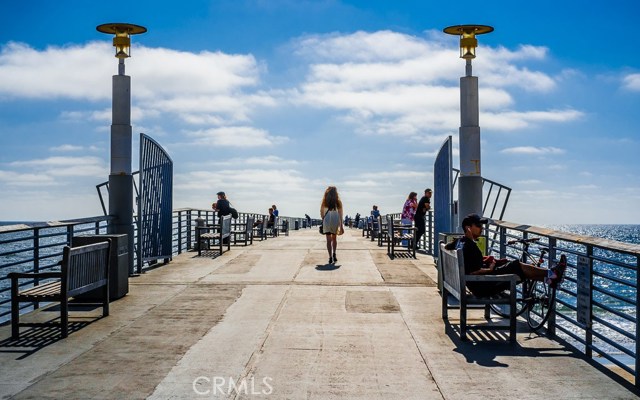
[{"xmin": 321, "ymin": 186, "xmax": 344, "ymax": 264}]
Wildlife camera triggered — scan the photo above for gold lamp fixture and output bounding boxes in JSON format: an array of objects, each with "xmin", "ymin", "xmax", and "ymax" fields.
[
  {"xmin": 443, "ymin": 25, "xmax": 494, "ymax": 60},
  {"xmin": 96, "ymin": 23, "xmax": 147, "ymax": 59}
]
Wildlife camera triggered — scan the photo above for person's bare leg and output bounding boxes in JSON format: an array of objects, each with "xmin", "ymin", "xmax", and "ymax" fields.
[
  {"xmin": 325, "ymin": 234, "xmax": 333, "ymax": 262},
  {"xmin": 521, "ymin": 262, "xmax": 548, "ymax": 281},
  {"xmin": 331, "ymin": 235, "xmax": 338, "ymax": 261}
]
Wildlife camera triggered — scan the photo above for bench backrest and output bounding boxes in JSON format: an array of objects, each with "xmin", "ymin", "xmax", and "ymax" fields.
[
  {"xmin": 439, "ymin": 242, "xmax": 465, "ymax": 300},
  {"xmin": 387, "ymin": 215, "xmax": 394, "ymax": 237},
  {"xmin": 63, "ymin": 241, "xmax": 111, "ymax": 297},
  {"xmin": 245, "ymin": 216, "xmax": 254, "ymax": 233},
  {"xmin": 220, "ymin": 215, "xmax": 232, "ymax": 238}
]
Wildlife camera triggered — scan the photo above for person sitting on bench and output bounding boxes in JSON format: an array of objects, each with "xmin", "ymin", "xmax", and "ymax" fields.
[{"xmin": 445, "ymin": 213, "xmax": 566, "ymax": 297}]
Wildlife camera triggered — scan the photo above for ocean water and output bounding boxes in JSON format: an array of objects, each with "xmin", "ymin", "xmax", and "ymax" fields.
[{"xmin": 533, "ymin": 225, "xmax": 639, "ymax": 364}]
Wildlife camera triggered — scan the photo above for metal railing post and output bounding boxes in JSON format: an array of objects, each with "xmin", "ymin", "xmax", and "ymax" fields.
[
  {"xmin": 177, "ymin": 211, "xmax": 183, "ymax": 255},
  {"xmin": 585, "ymin": 244, "xmax": 593, "ymax": 358},
  {"xmin": 499, "ymin": 226, "xmax": 506, "ymax": 259},
  {"xmin": 547, "ymin": 237, "xmax": 557, "ymax": 337},
  {"xmin": 186, "ymin": 210, "xmax": 192, "ymax": 253},
  {"xmin": 636, "ymin": 254, "xmax": 640, "ymax": 389}
]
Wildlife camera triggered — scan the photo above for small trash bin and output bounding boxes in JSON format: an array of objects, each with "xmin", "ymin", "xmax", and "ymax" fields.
[
  {"xmin": 294, "ymin": 220, "xmax": 300, "ymax": 230},
  {"xmin": 72, "ymin": 234, "xmax": 129, "ymax": 301}
]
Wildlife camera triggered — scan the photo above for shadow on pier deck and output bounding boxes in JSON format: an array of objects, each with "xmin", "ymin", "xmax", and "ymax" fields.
[{"xmin": 0, "ymin": 228, "xmax": 637, "ymax": 399}]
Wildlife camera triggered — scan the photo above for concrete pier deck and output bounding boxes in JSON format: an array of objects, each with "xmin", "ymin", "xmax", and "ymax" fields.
[{"xmin": 1, "ymin": 228, "xmax": 637, "ymax": 399}]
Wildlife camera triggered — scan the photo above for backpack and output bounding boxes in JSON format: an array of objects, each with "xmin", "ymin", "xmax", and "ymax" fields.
[{"xmin": 230, "ymin": 207, "xmax": 239, "ymax": 219}]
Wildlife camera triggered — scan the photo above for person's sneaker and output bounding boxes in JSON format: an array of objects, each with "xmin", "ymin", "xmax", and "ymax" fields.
[
  {"xmin": 548, "ymin": 254, "xmax": 567, "ymax": 288},
  {"xmin": 333, "ymin": 253, "xmax": 338, "ymax": 262},
  {"xmin": 329, "ymin": 256, "xmax": 333, "ymax": 264}
]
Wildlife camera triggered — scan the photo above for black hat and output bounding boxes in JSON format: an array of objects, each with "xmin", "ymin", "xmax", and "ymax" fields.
[
  {"xmin": 216, "ymin": 191, "xmax": 225, "ymax": 196},
  {"xmin": 461, "ymin": 213, "xmax": 488, "ymax": 228}
]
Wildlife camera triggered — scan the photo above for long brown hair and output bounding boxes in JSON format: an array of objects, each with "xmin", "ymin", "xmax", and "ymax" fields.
[{"xmin": 321, "ymin": 186, "xmax": 342, "ymax": 211}]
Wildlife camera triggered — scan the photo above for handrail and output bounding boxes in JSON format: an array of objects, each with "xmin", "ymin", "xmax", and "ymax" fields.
[{"xmin": 485, "ymin": 219, "xmax": 640, "ymax": 386}]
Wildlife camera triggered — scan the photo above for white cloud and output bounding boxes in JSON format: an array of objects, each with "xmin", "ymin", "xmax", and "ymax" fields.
[
  {"xmin": 50, "ymin": 144, "xmax": 83, "ymax": 152},
  {"xmin": 5, "ymin": 156, "xmax": 109, "ymax": 185},
  {"xmin": 622, "ymin": 73, "xmax": 640, "ymax": 91},
  {"xmin": 0, "ymin": 170, "xmax": 57, "ymax": 186},
  {"xmin": 483, "ymin": 109, "xmax": 583, "ymax": 130},
  {"xmin": 515, "ymin": 179, "xmax": 543, "ymax": 185},
  {"xmin": 185, "ymin": 126, "xmax": 288, "ymax": 147},
  {"xmin": 0, "ymin": 41, "xmax": 111, "ymax": 100},
  {"xmin": 209, "ymin": 155, "xmax": 300, "ymax": 166},
  {"xmin": 501, "ymin": 146, "xmax": 565, "ymax": 155},
  {"xmin": 0, "ymin": 41, "xmax": 274, "ymax": 128},
  {"xmin": 292, "ymin": 30, "xmax": 578, "ymax": 137},
  {"xmin": 358, "ymin": 170, "xmax": 431, "ymax": 180}
]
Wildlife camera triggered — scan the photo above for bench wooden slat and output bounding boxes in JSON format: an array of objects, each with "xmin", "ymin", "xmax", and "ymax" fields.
[
  {"xmin": 231, "ymin": 216, "xmax": 254, "ymax": 246},
  {"xmin": 197, "ymin": 215, "xmax": 232, "ymax": 256},
  {"xmin": 10, "ymin": 241, "xmax": 111, "ymax": 339},
  {"xmin": 19, "ymin": 281, "xmax": 62, "ymax": 299},
  {"xmin": 387, "ymin": 217, "xmax": 416, "ymax": 259}
]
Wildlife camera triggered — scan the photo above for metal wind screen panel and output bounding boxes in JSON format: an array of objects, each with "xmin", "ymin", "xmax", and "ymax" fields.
[
  {"xmin": 434, "ymin": 136, "xmax": 453, "ymax": 257},
  {"xmin": 137, "ymin": 133, "xmax": 173, "ymax": 273}
]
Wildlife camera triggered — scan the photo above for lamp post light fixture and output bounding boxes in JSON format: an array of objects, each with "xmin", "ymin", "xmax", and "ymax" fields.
[
  {"xmin": 444, "ymin": 25, "xmax": 493, "ymax": 61},
  {"xmin": 97, "ymin": 23, "xmax": 147, "ymax": 74},
  {"xmin": 97, "ymin": 23, "xmax": 147, "ymax": 275},
  {"xmin": 443, "ymin": 24, "xmax": 493, "ymax": 227}
]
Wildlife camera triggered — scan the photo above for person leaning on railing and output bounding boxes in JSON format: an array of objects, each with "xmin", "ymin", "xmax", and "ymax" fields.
[{"xmin": 414, "ymin": 188, "xmax": 432, "ymax": 250}]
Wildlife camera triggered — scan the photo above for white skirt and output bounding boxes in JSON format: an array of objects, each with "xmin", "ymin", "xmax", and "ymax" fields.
[{"xmin": 322, "ymin": 210, "xmax": 341, "ymax": 234}]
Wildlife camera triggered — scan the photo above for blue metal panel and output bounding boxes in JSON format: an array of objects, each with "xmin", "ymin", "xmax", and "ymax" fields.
[
  {"xmin": 434, "ymin": 136, "xmax": 453, "ymax": 257},
  {"xmin": 137, "ymin": 133, "xmax": 173, "ymax": 273}
]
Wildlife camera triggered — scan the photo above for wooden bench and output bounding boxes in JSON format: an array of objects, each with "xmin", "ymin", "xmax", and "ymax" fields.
[
  {"xmin": 197, "ymin": 215, "xmax": 232, "ymax": 256},
  {"xmin": 253, "ymin": 216, "xmax": 269, "ymax": 241},
  {"xmin": 439, "ymin": 242, "xmax": 517, "ymax": 343},
  {"xmin": 10, "ymin": 241, "xmax": 111, "ymax": 339},
  {"xmin": 387, "ymin": 217, "xmax": 416, "ymax": 259},
  {"xmin": 231, "ymin": 216, "xmax": 254, "ymax": 246},
  {"xmin": 376, "ymin": 215, "xmax": 388, "ymax": 247}
]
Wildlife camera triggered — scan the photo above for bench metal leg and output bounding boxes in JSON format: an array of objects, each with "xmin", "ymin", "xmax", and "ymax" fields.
[
  {"xmin": 103, "ymin": 284, "xmax": 110, "ymax": 317},
  {"xmin": 442, "ymin": 289, "xmax": 448, "ymax": 320},
  {"xmin": 61, "ymin": 296, "xmax": 68, "ymax": 338},
  {"xmin": 11, "ymin": 290, "xmax": 19, "ymax": 340},
  {"xmin": 460, "ymin": 301, "xmax": 468, "ymax": 341}
]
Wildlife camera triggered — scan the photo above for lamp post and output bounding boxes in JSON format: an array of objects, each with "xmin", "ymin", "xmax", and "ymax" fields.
[
  {"xmin": 443, "ymin": 24, "xmax": 493, "ymax": 227},
  {"xmin": 97, "ymin": 23, "xmax": 147, "ymax": 274}
]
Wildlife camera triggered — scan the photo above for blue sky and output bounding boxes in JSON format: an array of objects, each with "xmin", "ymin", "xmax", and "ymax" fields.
[{"xmin": 0, "ymin": 0, "xmax": 638, "ymax": 224}]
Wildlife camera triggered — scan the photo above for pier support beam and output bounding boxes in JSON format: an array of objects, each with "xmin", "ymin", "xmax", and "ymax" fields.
[
  {"xmin": 98, "ymin": 23, "xmax": 146, "ymax": 276},
  {"xmin": 443, "ymin": 25, "xmax": 493, "ymax": 230},
  {"xmin": 108, "ymin": 64, "xmax": 134, "ymax": 274},
  {"xmin": 457, "ymin": 65, "xmax": 483, "ymax": 224}
]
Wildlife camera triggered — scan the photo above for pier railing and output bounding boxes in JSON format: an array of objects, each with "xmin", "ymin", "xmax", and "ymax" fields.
[
  {"xmin": 384, "ymin": 211, "xmax": 435, "ymax": 254},
  {"xmin": 0, "ymin": 209, "xmax": 310, "ymax": 322},
  {"xmin": 3, "ymin": 211, "xmax": 638, "ymax": 387},
  {"xmin": 0, "ymin": 216, "xmax": 113, "ymax": 323},
  {"xmin": 486, "ymin": 220, "xmax": 640, "ymax": 386}
]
